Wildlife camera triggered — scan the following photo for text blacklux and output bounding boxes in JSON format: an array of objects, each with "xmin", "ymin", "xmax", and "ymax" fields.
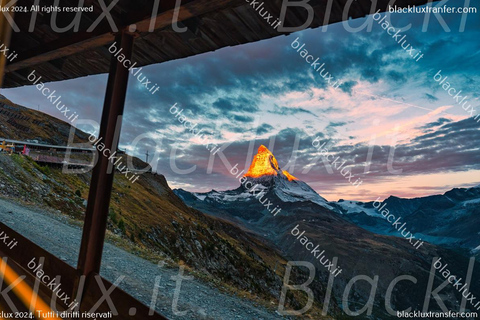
[
  {"xmin": 109, "ymin": 42, "xmax": 161, "ymax": 95},
  {"xmin": 373, "ymin": 198, "xmax": 424, "ymax": 250},
  {"xmin": 169, "ymin": 103, "xmax": 220, "ymax": 155},
  {"xmin": 373, "ymin": 10, "xmax": 424, "ymax": 62},
  {"xmin": 88, "ymin": 133, "xmax": 140, "ymax": 184},
  {"xmin": 245, "ymin": 0, "xmax": 282, "ymax": 30},
  {"xmin": 27, "ymin": 258, "xmax": 79, "ymax": 310},
  {"xmin": 312, "ymin": 138, "xmax": 363, "ymax": 188},
  {"xmin": 282, "ymin": 256, "xmax": 478, "ymax": 316},
  {"xmin": 291, "ymin": 225, "xmax": 342, "ymax": 277},
  {"xmin": 434, "ymin": 70, "xmax": 479, "ymax": 122},
  {"xmin": 291, "ymin": 37, "xmax": 341, "ymax": 89},
  {"xmin": 230, "ymin": 163, "xmax": 282, "ymax": 216},
  {"xmin": 434, "ymin": 258, "xmax": 480, "ymax": 311},
  {"xmin": 27, "ymin": 70, "xmax": 79, "ymax": 124}
]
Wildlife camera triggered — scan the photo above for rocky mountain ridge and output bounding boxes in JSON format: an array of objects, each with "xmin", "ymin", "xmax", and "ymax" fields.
[{"xmin": 333, "ymin": 186, "xmax": 480, "ymax": 252}]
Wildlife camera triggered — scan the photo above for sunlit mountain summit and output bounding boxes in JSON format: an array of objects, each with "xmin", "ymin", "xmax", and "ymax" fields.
[
  {"xmin": 244, "ymin": 145, "xmax": 298, "ymax": 182},
  {"xmin": 175, "ymin": 145, "xmax": 332, "ymax": 215}
]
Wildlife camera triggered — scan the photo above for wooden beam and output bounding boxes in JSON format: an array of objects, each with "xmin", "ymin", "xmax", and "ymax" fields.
[
  {"xmin": 6, "ymin": 32, "xmax": 115, "ymax": 73},
  {"xmin": 81, "ymin": 273, "xmax": 168, "ymax": 319},
  {"xmin": 5, "ymin": 0, "xmax": 240, "ymax": 73},
  {"xmin": 0, "ymin": 222, "xmax": 77, "ymax": 311}
]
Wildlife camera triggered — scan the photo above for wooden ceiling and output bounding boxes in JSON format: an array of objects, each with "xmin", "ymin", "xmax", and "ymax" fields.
[{"xmin": 3, "ymin": 0, "xmax": 433, "ymax": 88}]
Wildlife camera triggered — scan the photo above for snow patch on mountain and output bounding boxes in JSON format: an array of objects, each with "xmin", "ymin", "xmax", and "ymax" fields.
[
  {"xmin": 272, "ymin": 178, "xmax": 333, "ymax": 209},
  {"xmin": 251, "ymin": 172, "xmax": 333, "ymax": 210},
  {"xmin": 194, "ymin": 190, "xmax": 254, "ymax": 202},
  {"xmin": 334, "ymin": 200, "xmax": 382, "ymax": 217},
  {"xmin": 193, "ymin": 194, "xmax": 207, "ymax": 201},
  {"xmin": 462, "ymin": 198, "xmax": 480, "ymax": 206}
]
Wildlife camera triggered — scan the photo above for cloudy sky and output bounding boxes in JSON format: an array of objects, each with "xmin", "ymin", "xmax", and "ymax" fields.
[{"xmin": 3, "ymin": 1, "xmax": 480, "ymax": 201}]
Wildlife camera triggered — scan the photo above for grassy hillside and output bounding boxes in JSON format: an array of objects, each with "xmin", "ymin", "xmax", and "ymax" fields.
[{"xmin": 0, "ymin": 96, "xmax": 89, "ymax": 144}]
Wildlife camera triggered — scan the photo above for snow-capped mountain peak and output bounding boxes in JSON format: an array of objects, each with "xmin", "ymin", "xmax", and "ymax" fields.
[
  {"xmin": 241, "ymin": 146, "xmax": 330, "ymax": 208},
  {"xmin": 176, "ymin": 145, "xmax": 331, "ymax": 210}
]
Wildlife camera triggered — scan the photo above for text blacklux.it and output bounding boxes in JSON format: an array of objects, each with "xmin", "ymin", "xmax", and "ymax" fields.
[
  {"xmin": 169, "ymin": 103, "xmax": 220, "ymax": 155},
  {"xmin": 291, "ymin": 225, "xmax": 342, "ymax": 277},
  {"xmin": 0, "ymin": 227, "xmax": 17, "ymax": 250},
  {"xmin": 109, "ymin": 42, "xmax": 161, "ymax": 95},
  {"xmin": 88, "ymin": 133, "xmax": 140, "ymax": 184},
  {"xmin": 27, "ymin": 70, "xmax": 79, "ymax": 124},
  {"xmin": 291, "ymin": 37, "xmax": 341, "ymax": 89},
  {"xmin": 0, "ymin": 43, "xmax": 17, "ymax": 62}
]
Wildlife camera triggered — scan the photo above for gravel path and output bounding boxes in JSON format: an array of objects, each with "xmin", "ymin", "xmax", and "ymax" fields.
[{"xmin": 0, "ymin": 198, "xmax": 284, "ymax": 320}]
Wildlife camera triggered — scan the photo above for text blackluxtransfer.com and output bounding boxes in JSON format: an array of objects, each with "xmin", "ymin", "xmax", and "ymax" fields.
[
  {"xmin": 397, "ymin": 310, "xmax": 478, "ymax": 318},
  {"xmin": 389, "ymin": 5, "xmax": 477, "ymax": 14}
]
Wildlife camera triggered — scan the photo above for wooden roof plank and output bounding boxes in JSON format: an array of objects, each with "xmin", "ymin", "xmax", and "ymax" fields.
[{"xmin": 3, "ymin": 0, "xmax": 438, "ymax": 88}]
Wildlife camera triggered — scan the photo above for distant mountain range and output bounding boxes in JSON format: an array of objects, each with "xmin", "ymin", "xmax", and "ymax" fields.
[
  {"xmin": 332, "ymin": 186, "xmax": 480, "ymax": 253},
  {"xmin": 175, "ymin": 145, "xmax": 480, "ymax": 317},
  {"xmin": 176, "ymin": 145, "xmax": 480, "ymax": 253}
]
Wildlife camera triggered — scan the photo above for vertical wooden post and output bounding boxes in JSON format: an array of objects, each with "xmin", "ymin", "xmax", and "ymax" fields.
[{"xmin": 77, "ymin": 31, "xmax": 134, "ymax": 277}]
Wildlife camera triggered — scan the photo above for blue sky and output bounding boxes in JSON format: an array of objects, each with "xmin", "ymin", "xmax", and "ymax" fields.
[{"xmin": 3, "ymin": 0, "xmax": 480, "ymax": 201}]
